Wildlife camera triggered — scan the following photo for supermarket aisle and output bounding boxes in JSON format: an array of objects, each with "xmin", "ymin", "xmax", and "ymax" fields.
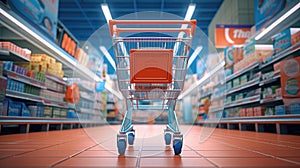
[{"xmin": 0, "ymin": 125, "xmax": 300, "ymax": 168}]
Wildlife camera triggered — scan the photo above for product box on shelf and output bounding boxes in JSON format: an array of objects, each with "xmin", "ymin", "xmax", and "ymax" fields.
[
  {"xmin": 234, "ymin": 39, "xmax": 273, "ymax": 72},
  {"xmin": 52, "ymin": 107, "xmax": 61, "ymax": 118},
  {"xmin": 1, "ymin": 99, "xmax": 8, "ymax": 116},
  {"xmin": 254, "ymin": 106, "xmax": 266, "ymax": 116},
  {"xmin": 272, "ymin": 28, "xmax": 300, "ymax": 54},
  {"xmin": 264, "ymin": 107, "xmax": 275, "ymax": 116},
  {"xmin": 60, "ymin": 109, "xmax": 67, "ymax": 118},
  {"xmin": 280, "ymin": 56, "xmax": 300, "ymax": 98},
  {"xmin": 44, "ymin": 106, "xmax": 53, "ymax": 118},
  {"xmin": 0, "ymin": 42, "xmax": 31, "ymax": 59},
  {"xmin": 240, "ymin": 74, "xmax": 248, "ymax": 84},
  {"xmin": 28, "ymin": 104, "xmax": 44, "ymax": 117},
  {"xmin": 246, "ymin": 108, "xmax": 254, "ymax": 117},
  {"xmin": 224, "ymin": 46, "xmax": 243, "ymax": 68},
  {"xmin": 20, "ymin": 103, "xmax": 31, "ymax": 117},
  {"xmin": 289, "ymin": 103, "xmax": 300, "ymax": 114},
  {"xmin": 239, "ymin": 108, "xmax": 246, "ymax": 117},
  {"xmin": 6, "ymin": 99, "xmax": 22, "ymax": 116},
  {"xmin": 233, "ymin": 78, "xmax": 240, "ymax": 88},
  {"xmin": 275, "ymin": 105, "xmax": 286, "ymax": 115},
  {"xmin": 3, "ymin": 61, "xmax": 13, "ymax": 71}
]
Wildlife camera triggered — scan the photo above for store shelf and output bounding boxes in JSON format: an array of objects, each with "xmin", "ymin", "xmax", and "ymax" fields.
[
  {"xmin": 0, "ymin": 49, "xmax": 30, "ymax": 62},
  {"xmin": 226, "ymin": 62, "xmax": 260, "ymax": 81},
  {"xmin": 5, "ymin": 70, "xmax": 46, "ymax": 89},
  {"xmin": 260, "ymin": 75, "xmax": 281, "ymax": 86},
  {"xmin": 79, "ymin": 84, "xmax": 94, "ymax": 93},
  {"xmin": 5, "ymin": 90, "xmax": 43, "ymax": 103},
  {"xmin": 78, "ymin": 108, "xmax": 103, "ymax": 116},
  {"xmin": 42, "ymin": 97, "xmax": 70, "ymax": 109},
  {"xmin": 179, "ymin": 61, "xmax": 225, "ymax": 99},
  {"xmin": 209, "ymin": 106, "xmax": 223, "ymax": 113},
  {"xmin": 223, "ymin": 114, "xmax": 300, "ymax": 120},
  {"xmin": 260, "ymin": 42, "xmax": 300, "ymax": 69},
  {"xmin": 46, "ymin": 72, "xmax": 67, "ymax": 85},
  {"xmin": 226, "ymin": 78, "xmax": 260, "ymax": 95},
  {"xmin": 260, "ymin": 97, "xmax": 283, "ymax": 104},
  {"xmin": 80, "ymin": 94, "xmax": 95, "ymax": 102},
  {"xmin": 225, "ymin": 95, "xmax": 260, "ymax": 109},
  {"xmin": 199, "ymin": 91, "xmax": 212, "ymax": 99}
]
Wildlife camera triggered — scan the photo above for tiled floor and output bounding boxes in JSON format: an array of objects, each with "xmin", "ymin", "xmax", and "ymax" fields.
[{"xmin": 0, "ymin": 124, "xmax": 299, "ymax": 167}]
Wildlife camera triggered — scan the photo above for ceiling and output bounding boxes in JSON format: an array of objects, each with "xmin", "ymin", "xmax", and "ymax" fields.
[
  {"xmin": 59, "ymin": 0, "xmax": 223, "ymax": 41},
  {"xmin": 58, "ymin": 0, "xmax": 224, "ymax": 74}
]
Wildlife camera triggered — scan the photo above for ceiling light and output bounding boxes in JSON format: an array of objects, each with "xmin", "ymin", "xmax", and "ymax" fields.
[
  {"xmin": 101, "ymin": 3, "xmax": 112, "ymax": 24},
  {"xmin": 255, "ymin": 2, "xmax": 300, "ymax": 40},
  {"xmin": 184, "ymin": 3, "xmax": 196, "ymax": 21},
  {"xmin": 187, "ymin": 46, "xmax": 202, "ymax": 69},
  {"xmin": 99, "ymin": 46, "xmax": 116, "ymax": 71}
]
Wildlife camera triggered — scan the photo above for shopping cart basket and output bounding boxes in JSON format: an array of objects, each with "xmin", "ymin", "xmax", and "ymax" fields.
[{"xmin": 109, "ymin": 20, "xmax": 196, "ymax": 155}]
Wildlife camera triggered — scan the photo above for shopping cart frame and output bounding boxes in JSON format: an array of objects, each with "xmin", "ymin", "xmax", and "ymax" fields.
[{"xmin": 109, "ymin": 20, "xmax": 196, "ymax": 155}]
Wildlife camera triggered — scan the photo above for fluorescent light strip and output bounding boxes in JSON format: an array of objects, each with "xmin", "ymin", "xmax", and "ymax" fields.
[
  {"xmin": 174, "ymin": 3, "xmax": 196, "ymax": 54},
  {"xmin": 255, "ymin": 2, "xmax": 300, "ymax": 40},
  {"xmin": 187, "ymin": 46, "xmax": 202, "ymax": 68},
  {"xmin": 184, "ymin": 3, "xmax": 196, "ymax": 21},
  {"xmin": 99, "ymin": 46, "xmax": 116, "ymax": 71},
  {"xmin": 101, "ymin": 3, "xmax": 112, "ymax": 24}
]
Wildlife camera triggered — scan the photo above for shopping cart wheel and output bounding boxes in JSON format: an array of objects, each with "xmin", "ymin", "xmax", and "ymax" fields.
[
  {"xmin": 128, "ymin": 132, "xmax": 135, "ymax": 145},
  {"xmin": 164, "ymin": 133, "xmax": 172, "ymax": 145},
  {"xmin": 117, "ymin": 139, "xmax": 127, "ymax": 155},
  {"xmin": 173, "ymin": 139, "xmax": 183, "ymax": 155}
]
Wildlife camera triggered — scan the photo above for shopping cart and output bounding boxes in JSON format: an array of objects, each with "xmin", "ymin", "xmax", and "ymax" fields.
[{"xmin": 109, "ymin": 20, "xmax": 196, "ymax": 155}]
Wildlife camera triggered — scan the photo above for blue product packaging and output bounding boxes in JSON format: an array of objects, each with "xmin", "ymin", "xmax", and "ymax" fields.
[
  {"xmin": 7, "ymin": 100, "xmax": 21, "ymax": 116},
  {"xmin": 20, "ymin": 103, "xmax": 31, "ymax": 117},
  {"xmin": 273, "ymin": 28, "xmax": 292, "ymax": 54},
  {"xmin": 290, "ymin": 103, "xmax": 300, "ymax": 114},
  {"xmin": 3, "ymin": 61, "xmax": 13, "ymax": 71},
  {"xmin": 275, "ymin": 105, "xmax": 285, "ymax": 115}
]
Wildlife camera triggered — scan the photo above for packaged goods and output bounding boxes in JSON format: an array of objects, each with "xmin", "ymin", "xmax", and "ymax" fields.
[
  {"xmin": 233, "ymin": 78, "xmax": 240, "ymax": 88},
  {"xmin": 6, "ymin": 99, "xmax": 21, "ymax": 116},
  {"xmin": 290, "ymin": 103, "xmax": 300, "ymax": 114},
  {"xmin": 246, "ymin": 108, "xmax": 253, "ymax": 117},
  {"xmin": 240, "ymin": 74, "xmax": 248, "ymax": 84},
  {"xmin": 3, "ymin": 61, "xmax": 13, "ymax": 71},
  {"xmin": 28, "ymin": 104, "xmax": 44, "ymax": 117},
  {"xmin": 0, "ymin": 42, "xmax": 31, "ymax": 59},
  {"xmin": 280, "ymin": 56, "xmax": 300, "ymax": 98},
  {"xmin": 226, "ymin": 81, "xmax": 232, "ymax": 90},
  {"xmin": 253, "ymin": 106, "xmax": 266, "ymax": 116},
  {"xmin": 52, "ymin": 107, "xmax": 60, "ymax": 118},
  {"xmin": 275, "ymin": 105, "xmax": 286, "ymax": 115},
  {"xmin": 264, "ymin": 107, "xmax": 275, "ymax": 116},
  {"xmin": 20, "ymin": 103, "xmax": 31, "ymax": 116},
  {"xmin": 272, "ymin": 28, "xmax": 300, "ymax": 54},
  {"xmin": 44, "ymin": 106, "xmax": 53, "ymax": 118}
]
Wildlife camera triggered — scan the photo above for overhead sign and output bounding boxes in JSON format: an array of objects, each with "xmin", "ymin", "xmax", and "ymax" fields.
[
  {"xmin": 254, "ymin": 0, "xmax": 293, "ymax": 33},
  {"xmin": 8, "ymin": 0, "xmax": 59, "ymax": 40},
  {"xmin": 215, "ymin": 25, "xmax": 252, "ymax": 48}
]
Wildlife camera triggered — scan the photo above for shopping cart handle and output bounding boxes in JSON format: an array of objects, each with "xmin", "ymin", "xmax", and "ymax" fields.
[{"xmin": 109, "ymin": 20, "xmax": 197, "ymax": 37}]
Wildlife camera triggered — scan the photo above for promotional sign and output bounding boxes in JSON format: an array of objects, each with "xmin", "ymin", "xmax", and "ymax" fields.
[
  {"xmin": 8, "ymin": 0, "xmax": 59, "ymax": 40},
  {"xmin": 280, "ymin": 56, "xmax": 300, "ymax": 98},
  {"xmin": 254, "ymin": 0, "xmax": 294, "ymax": 33},
  {"xmin": 215, "ymin": 25, "xmax": 252, "ymax": 48}
]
